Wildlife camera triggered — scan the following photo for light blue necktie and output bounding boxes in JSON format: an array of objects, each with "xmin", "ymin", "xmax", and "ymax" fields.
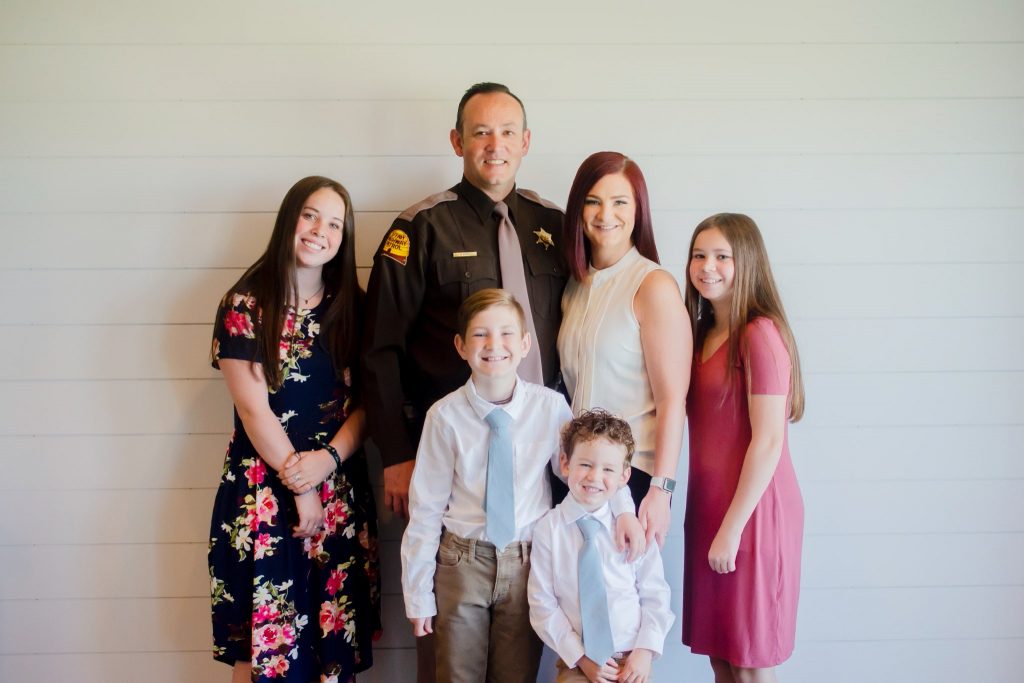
[
  {"xmin": 576, "ymin": 516, "xmax": 615, "ymax": 665},
  {"xmin": 484, "ymin": 408, "xmax": 515, "ymax": 550}
]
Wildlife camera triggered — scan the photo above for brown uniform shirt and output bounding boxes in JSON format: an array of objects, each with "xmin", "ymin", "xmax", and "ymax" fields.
[{"xmin": 362, "ymin": 178, "xmax": 567, "ymax": 467}]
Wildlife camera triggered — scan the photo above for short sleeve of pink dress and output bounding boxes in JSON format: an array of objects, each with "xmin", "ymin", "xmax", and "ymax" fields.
[{"xmin": 682, "ymin": 317, "xmax": 804, "ymax": 668}]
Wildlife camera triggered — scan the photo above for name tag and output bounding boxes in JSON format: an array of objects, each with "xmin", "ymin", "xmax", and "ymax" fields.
[{"xmin": 452, "ymin": 251, "xmax": 477, "ymax": 258}]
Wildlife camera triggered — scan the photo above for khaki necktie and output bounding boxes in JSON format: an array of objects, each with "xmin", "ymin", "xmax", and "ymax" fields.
[{"xmin": 493, "ymin": 200, "xmax": 544, "ymax": 385}]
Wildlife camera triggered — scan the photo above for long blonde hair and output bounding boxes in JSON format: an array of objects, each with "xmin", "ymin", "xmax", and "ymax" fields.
[{"xmin": 684, "ymin": 213, "xmax": 805, "ymax": 421}]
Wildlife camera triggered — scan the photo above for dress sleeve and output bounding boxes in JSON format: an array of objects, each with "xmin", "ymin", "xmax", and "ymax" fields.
[
  {"xmin": 743, "ymin": 317, "xmax": 790, "ymax": 396},
  {"xmin": 210, "ymin": 292, "xmax": 263, "ymax": 369}
]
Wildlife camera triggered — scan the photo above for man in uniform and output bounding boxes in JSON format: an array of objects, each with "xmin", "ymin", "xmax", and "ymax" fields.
[{"xmin": 363, "ymin": 82, "xmax": 567, "ymax": 519}]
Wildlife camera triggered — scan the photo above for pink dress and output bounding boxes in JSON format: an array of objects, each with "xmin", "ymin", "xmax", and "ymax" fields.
[{"xmin": 682, "ymin": 317, "xmax": 803, "ymax": 667}]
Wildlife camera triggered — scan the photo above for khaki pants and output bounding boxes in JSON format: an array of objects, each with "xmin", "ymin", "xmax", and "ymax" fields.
[
  {"xmin": 434, "ymin": 531, "xmax": 542, "ymax": 683},
  {"xmin": 554, "ymin": 654, "xmax": 631, "ymax": 682}
]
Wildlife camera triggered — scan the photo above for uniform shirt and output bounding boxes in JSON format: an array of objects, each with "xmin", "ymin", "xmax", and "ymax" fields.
[
  {"xmin": 400, "ymin": 378, "xmax": 634, "ymax": 618},
  {"xmin": 363, "ymin": 179, "xmax": 567, "ymax": 468},
  {"xmin": 528, "ymin": 494, "xmax": 675, "ymax": 669}
]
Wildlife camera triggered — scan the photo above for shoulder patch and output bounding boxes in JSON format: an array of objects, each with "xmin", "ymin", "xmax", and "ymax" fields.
[
  {"xmin": 381, "ymin": 228, "xmax": 411, "ymax": 266},
  {"xmin": 397, "ymin": 190, "xmax": 459, "ymax": 222},
  {"xmin": 516, "ymin": 188, "xmax": 564, "ymax": 213}
]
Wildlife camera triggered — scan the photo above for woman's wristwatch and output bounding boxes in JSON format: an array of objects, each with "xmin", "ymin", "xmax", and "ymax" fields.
[{"xmin": 650, "ymin": 476, "xmax": 676, "ymax": 494}]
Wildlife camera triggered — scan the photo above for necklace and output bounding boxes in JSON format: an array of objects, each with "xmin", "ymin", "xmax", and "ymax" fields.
[{"xmin": 298, "ymin": 282, "xmax": 325, "ymax": 308}]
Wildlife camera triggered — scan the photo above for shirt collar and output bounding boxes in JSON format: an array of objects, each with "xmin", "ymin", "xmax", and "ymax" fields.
[
  {"xmin": 457, "ymin": 177, "xmax": 520, "ymax": 225},
  {"xmin": 557, "ymin": 494, "xmax": 614, "ymax": 533},
  {"xmin": 588, "ymin": 245, "xmax": 641, "ymax": 284},
  {"xmin": 462, "ymin": 376, "xmax": 527, "ymax": 423}
]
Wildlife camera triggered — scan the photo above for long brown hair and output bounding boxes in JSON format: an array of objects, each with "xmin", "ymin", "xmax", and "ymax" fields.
[
  {"xmin": 219, "ymin": 176, "xmax": 363, "ymax": 391},
  {"xmin": 684, "ymin": 213, "xmax": 804, "ymax": 421}
]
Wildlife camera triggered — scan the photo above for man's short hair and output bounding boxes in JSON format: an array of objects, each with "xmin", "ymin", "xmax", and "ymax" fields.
[
  {"xmin": 561, "ymin": 409, "xmax": 635, "ymax": 468},
  {"xmin": 454, "ymin": 82, "xmax": 527, "ymax": 135},
  {"xmin": 456, "ymin": 288, "xmax": 527, "ymax": 339}
]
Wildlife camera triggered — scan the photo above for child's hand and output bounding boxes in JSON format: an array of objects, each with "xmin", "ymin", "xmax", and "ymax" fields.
[
  {"xmin": 614, "ymin": 513, "xmax": 647, "ymax": 562},
  {"xmin": 409, "ymin": 616, "xmax": 433, "ymax": 637},
  {"xmin": 578, "ymin": 655, "xmax": 620, "ymax": 682},
  {"xmin": 617, "ymin": 648, "xmax": 653, "ymax": 682},
  {"xmin": 708, "ymin": 528, "xmax": 741, "ymax": 573}
]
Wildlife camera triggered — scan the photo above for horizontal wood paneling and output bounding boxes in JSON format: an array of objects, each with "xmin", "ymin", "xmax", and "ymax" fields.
[
  {"xmin": 796, "ymin": 586, "xmax": 1024, "ymax": 640},
  {"xmin": 2, "ymin": 44, "xmax": 1022, "ymax": 102},
  {"xmin": 0, "ymin": 540, "xmax": 401, "ymax": 601},
  {"xmin": 803, "ymin": 480, "xmax": 1024, "ymax": 535},
  {"xmin": 0, "ymin": 212, "xmax": 393, "ymax": 270},
  {"xmin": 2, "ymin": 155, "xmax": 1022, "ymax": 214},
  {"xmin": 0, "ymin": 434, "xmax": 225, "ymax": 489},
  {"xmin": 2, "ymin": 0, "xmax": 1021, "ymax": 679},
  {"xmin": 4, "ymin": 0, "xmax": 1024, "ymax": 44},
  {"xmin": 2, "ymin": 316, "xmax": 1018, "ymax": 381},
  {"xmin": 3, "ymin": 209, "xmax": 1022, "ymax": 272},
  {"xmin": 0, "ymin": 649, "xmax": 420, "ymax": 683},
  {"xmin": 1, "ymin": 477, "xmax": 1018, "ymax": 545},
  {"xmin": 800, "ymin": 371, "xmax": 1024, "ymax": 426},
  {"xmin": 802, "ymin": 532, "xmax": 1024, "ymax": 588},
  {"xmin": 4, "ymin": 99, "xmax": 1022, "ymax": 157},
  {"xmin": 779, "ymin": 639, "xmax": 1024, "ymax": 683},
  {"xmin": 0, "ymin": 371, "xmax": 1017, "ymax": 438},
  {"xmin": 0, "ymin": 325, "xmax": 221, "ymax": 381},
  {"xmin": 0, "ymin": 593, "xmax": 413, "ymax": 653},
  {"xmin": 2, "ymin": 264, "xmax": 1020, "ymax": 326},
  {"xmin": 791, "ymin": 425, "xmax": 1024, "ymax": 481},
  {"xmin": 1, "ymin": 586, "xmax": 1018, "ymax": 657}
]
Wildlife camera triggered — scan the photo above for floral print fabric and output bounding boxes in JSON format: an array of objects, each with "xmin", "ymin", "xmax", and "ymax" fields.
[{"xmin": 208, "ymin": 293, "xmax": 380, "ymax": 682}]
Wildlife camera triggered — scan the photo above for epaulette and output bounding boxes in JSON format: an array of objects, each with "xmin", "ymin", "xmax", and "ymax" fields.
[
  {"xmin": 516, "ymin": 188, "xmax": 564, "ymax": 213},
  {"xmin": 397, "ymin": 190, "xmax": 459, "ymax": 222}
]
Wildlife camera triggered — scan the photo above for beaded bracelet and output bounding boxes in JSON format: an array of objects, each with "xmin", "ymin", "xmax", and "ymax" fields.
[{"xmin": 323, "ymin": 443, "xmax": 342, "ymax": 471}]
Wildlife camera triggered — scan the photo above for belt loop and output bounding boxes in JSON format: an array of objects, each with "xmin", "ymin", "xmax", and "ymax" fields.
[
  {"xmin": 521, "ymin": 540, "xmax": 529, "ymax": 564},
  {"xmin": 468, "ymin": 538, "xmax": 477, "ymax": 564}
]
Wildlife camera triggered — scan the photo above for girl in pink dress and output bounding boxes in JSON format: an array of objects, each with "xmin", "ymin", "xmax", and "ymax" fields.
[{"xmin": 681, "ymin": 213, "xmax": 805, "ymax": 683}]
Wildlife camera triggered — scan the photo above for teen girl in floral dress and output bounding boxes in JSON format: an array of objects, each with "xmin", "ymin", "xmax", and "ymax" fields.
[{"xmin": 208, "ymin": 176, "xmax": 380, "ymax": 682}]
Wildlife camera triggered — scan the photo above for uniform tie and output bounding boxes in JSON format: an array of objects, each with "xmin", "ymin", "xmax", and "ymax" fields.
[
  {"xmin": 484, "ymin": 408, "xmax": 515, "ymax": 550},
  {"xmin": 576, "ymin": 516, "xmax": 615, "ymax": 665},
  {"xmin": 493, "ymin": 200, "xmax": 544, "ymax": 385}
]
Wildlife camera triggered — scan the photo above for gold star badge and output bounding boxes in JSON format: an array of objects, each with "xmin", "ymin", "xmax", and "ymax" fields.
[{"xmin": 533, "ymin": 227, "xmax": 554, "ymax": 250}]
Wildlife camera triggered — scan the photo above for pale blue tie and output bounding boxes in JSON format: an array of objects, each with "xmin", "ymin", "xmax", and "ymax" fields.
[
  {"xmin": 484, "ymin": 408, "xmax": 515, "ymax": 550},
  {"xmin": 576, "ymin": 516, "xmax": 615, "ymax": 665}
]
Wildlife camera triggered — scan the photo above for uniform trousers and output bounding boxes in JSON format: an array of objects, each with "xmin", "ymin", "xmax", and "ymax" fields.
[{"xmin": 434, "ymin": 530, "xmax": 541, "ymax": 683}]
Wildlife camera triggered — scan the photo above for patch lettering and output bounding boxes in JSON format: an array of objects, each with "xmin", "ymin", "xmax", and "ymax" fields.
[{"xmin": 381, "ymin": 229, "xmax": 411, "ymax": 266}]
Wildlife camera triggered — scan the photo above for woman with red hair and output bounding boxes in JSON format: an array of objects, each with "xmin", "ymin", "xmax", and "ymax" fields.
[{"xmin": 557, "ymin": 151, "xmax": 691, "ymax": 548}]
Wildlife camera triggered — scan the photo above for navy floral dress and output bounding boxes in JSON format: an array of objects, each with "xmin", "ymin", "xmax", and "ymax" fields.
[{"xmin": 208, "ymin": 292, "xmax": 380, "ymax": 682}]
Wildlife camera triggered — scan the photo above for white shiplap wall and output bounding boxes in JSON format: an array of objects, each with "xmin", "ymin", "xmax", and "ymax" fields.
[{"xmin": 1, "ymin": 1, "xmax": 1022, "ymax": 681}]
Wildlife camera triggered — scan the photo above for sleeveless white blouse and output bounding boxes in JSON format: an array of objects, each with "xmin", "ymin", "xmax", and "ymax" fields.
[{"xmin": 557, "ymin": 247, "xmax": 662, "ymax": 474}]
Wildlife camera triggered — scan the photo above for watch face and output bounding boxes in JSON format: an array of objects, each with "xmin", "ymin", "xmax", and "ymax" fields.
[{"xmin": 653, "ymin": 477, "xmax": 675, "ymax": 493}]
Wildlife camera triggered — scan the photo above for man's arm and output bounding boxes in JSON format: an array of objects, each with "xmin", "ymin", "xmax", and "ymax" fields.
[{"xmin": 363, "ymin": 219, "xmax": 426, "ymax": 517}]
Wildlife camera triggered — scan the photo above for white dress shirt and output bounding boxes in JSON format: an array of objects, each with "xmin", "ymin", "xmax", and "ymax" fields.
[
  {"xmin": 528, "ymin": 494, "xmax": 674, "ymax": 668},
  {"xmin": 401, "ymin": 378, "xmax": 634, "ymax": 618}
]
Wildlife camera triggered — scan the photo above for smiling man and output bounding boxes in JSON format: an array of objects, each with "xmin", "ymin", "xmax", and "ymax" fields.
[
  {"xmin": 364, "ymin": 82, "xmax": 567, "ymax": 517},
  {"xmin": 362, "ymin": 83, "xmax": 568, "ymax": 679}
]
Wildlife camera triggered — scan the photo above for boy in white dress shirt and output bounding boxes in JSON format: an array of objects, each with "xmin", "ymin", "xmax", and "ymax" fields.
[
  {"xmin": 529, "ymin": 410, "xmax": 674, "ymax": 683},
  {"xmin": 401, "ymin": 290, "xmax": 643, "ymax": 683}
]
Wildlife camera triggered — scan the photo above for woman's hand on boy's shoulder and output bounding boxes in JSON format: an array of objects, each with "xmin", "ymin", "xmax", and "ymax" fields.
[{"xmin": 614, "ymin": 514, "xmax": 647, "ymax": 562}]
